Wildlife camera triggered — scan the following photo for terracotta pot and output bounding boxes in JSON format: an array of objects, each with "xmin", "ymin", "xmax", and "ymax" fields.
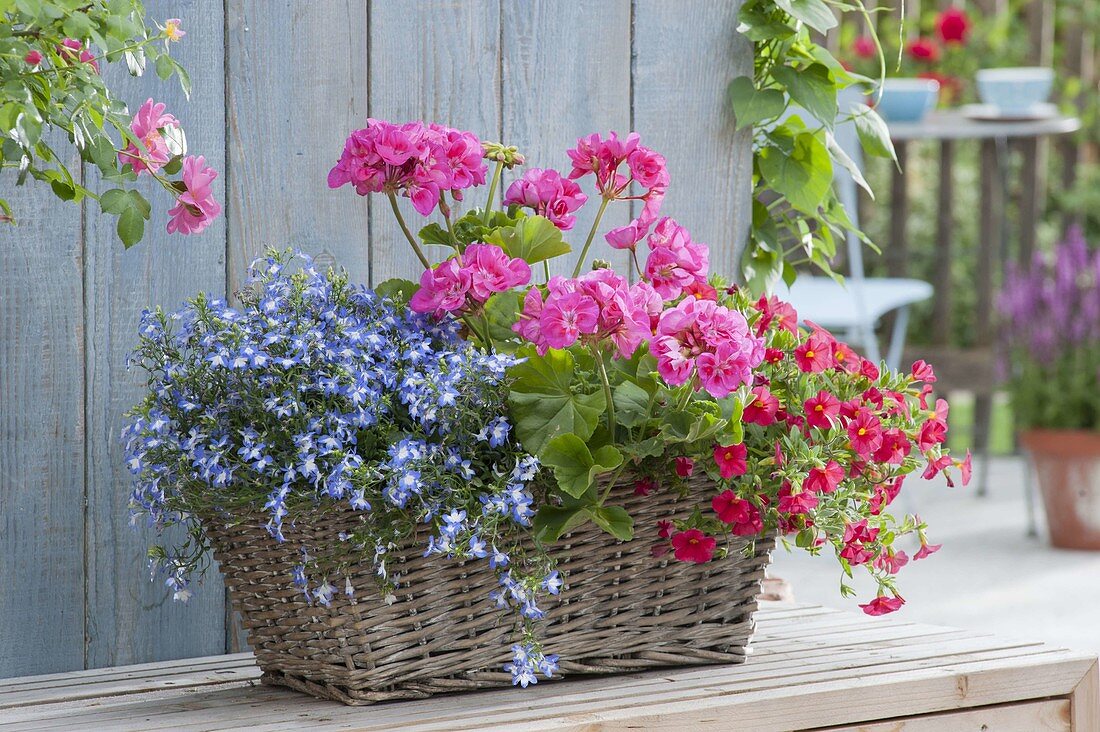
[{"xmin": 1021, "ymin": 430, "xmax": 1100, "ymax": 550}]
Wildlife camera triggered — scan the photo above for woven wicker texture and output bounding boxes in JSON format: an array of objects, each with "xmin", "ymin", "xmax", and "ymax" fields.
[{"xmin": 203, "ymin": 474, "xmax": 774, "ymax": 705}]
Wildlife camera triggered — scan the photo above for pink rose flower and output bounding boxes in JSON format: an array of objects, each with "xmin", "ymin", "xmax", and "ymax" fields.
[
  {"xmin": 503, "ymin": 168, "xmax": 587, "ymax": 231},
  {"xmin": 166, "ymin": 155, "xmax": 221, "ymax": 235},
  {"xmin": 119, "ymin": 98, "xmax": 181, "ymax": 175}
]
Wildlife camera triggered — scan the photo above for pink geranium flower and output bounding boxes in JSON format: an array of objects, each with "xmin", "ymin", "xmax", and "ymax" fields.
[
  {"xmin": 24, "ymin": 49, "xmax": 42, "ymax": 65},
  {"xmin": 329, "ymin": 120, "xmax": 486, "ymax": 217},
  {"xmin": 643, "ymin": 218, "xmax": 709, "ymax": 300},
  {"xmin": 120, "ymin": 98, "xmax": 181, "ymax": 175},
  {"xmin": 409, "ymin": 258, "xmax": 472, "ymax": 316},
  {"xmin": 674, "ymin": 456, "xmax": 695, "ymax": 477},
  {"xmin": 462, "ymin": 243, "xmax": 531, "ymax": 302},
  {"xmin": 860, "ymin": 595, "xmax": 905, "ymax": 616},
  {"xmin": 540, "ymin": 290, "xmax": 599, "ymax": 349},
  {"xmin": 166, "ymin": 156, "xmax": 221, "ymax": 235},
  {"xmin": 670, "ymin": 529, "xmax": 716, "ymax": 563},
  {"xmin": 633, "ymin": 477, "xmax": 658, "ymax": 496},
  {"xmin": 503, "ymin": 168, "xmax": 587, "ymax": 230},
  {"xmin": 649, "ymin": 297, "xmax": 762, "ymax": 397},
  {"xmin": 713, "ymin": 443, "xmax": 748, "ymax": 479}
]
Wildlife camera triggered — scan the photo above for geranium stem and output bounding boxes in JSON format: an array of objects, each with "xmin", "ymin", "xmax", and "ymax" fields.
[
  {"xmin": 593, "ymin": 346, "xmax": 616, "ymax": 439},
  {"xmin": 386, "ymin": 192, "xmax": 431, "ymax": 270},
  {"xmin": 483, "ymin": 161, "xmax": 504, "ymax": 225},
  {"xmin": 572, "ymin": 196, "xmax": 611, "ymax": 278}
]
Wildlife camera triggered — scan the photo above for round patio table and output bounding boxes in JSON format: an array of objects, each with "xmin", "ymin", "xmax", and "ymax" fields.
[{"xmin": 884, "ymin": 109, "xmax": 1080, "ymax": 514}]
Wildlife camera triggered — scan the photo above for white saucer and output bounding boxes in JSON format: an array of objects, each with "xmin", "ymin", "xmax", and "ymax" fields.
[{"xmin": 962, "ymin": 103, "xmax": 1060, "ymax": 122}]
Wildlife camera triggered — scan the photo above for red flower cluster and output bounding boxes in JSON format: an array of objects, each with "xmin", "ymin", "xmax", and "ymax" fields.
[{"xmin": 651, "ymin": 290, "xmax": 971, "ymax": 617}]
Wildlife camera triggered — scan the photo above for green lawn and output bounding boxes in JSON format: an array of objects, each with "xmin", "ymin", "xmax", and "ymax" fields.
[{"xmin": 944, "ymin": 391, "xmax": 1015, "ymax": 456}]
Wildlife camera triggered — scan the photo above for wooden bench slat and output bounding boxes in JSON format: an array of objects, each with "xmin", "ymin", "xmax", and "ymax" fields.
[{"xmin": 1, "ymin": 603, "xmax": 1094, "ymax": 732}]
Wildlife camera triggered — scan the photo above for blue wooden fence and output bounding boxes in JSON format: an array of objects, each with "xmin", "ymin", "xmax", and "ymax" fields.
[{"xmin": 0, "ymin": 0, "xmax": 751, "ymax": 677}]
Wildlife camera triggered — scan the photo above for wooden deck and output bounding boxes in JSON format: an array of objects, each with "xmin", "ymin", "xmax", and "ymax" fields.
[{"xmin": 1, "ymin": 603, "xmax": 1096, "ymax": 731}]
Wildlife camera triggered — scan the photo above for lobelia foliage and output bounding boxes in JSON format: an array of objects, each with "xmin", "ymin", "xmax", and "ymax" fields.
[
  {"xmin": 0, "ymin": 2, "xmax": 220, "ymax": 246},
  {"xmin": 998, "ymin": 226, "xmax": 1100, "ymax": 431},
  {"xmin": 128, "ymin": 118, "xmax": 970, "ymax": 689}
]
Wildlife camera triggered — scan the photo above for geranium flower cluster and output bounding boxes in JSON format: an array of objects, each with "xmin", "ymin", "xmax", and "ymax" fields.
[
  {"xmin": 327, "ymin": 119, "xmax": 487, "ymax": 216},
  {"xmin": 565, "ymin": 131, "xmax": 668, "ymax": 251},
  {"xmin": 125, "ymin": 251, "xmax": 560, "ymax": 681},
  {"xmin": 503, "ymin": 167, "xmax": 587, "ymax": 231},
  {"xmin": 409, "ymin": 243, "xmax": 531, "ymax": 317},
  {"xmin": 513, "ymin": 268, "xmax": 659, "ymax": 358},
  {"xmin": 649, "ymin": 291, "xmax": 972, "ymax": 614}
]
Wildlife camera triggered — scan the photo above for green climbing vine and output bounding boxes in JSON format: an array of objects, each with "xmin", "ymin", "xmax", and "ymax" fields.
[{"xmin": 732, "ymin": 0, "xmax": 894, "ymax": 293}]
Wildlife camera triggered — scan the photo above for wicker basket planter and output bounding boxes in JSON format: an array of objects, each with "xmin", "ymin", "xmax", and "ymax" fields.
[{"xmin": 204, "ymin": 474, "xmax": 773, "ymax": 705}]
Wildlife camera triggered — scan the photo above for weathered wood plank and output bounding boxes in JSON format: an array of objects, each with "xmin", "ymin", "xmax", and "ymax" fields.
[
  {"xmin": 0, "ymin": 143, "xmax": 85, "ymax": 677},
  {"xmin": 632, "ymin": 0, "xmax": 753, "ymax": 278},
  {"xmin": 501, "ymin": 0, "xmax": 631, "ymax": 276},
  {"xmin": 82, "ymin": 0, "xmax": 228, "ymax": 669},
  {"xmin": 225, "ymin": 0, "xmax": 371, "ymax": 287},
  {"xmin": 7, "ymin": 605, "xmax": 1091, "ymax": 732},
  {"xmin": 368, "ymin": 0, "xmax": 501, "ymax": 285},
  {"xmin": 814, "ymin": 699, "xmax": 1071, "ymax": 731},
  {"xmin": 1071, "ymin": 660, "xmax": 1099, "ymax": 732}
]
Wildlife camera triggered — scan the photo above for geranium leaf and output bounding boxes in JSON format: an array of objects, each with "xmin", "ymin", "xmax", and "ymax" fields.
[
  {"xmin": 533, "ymin": 504, "xmax": 593, "ymax": 542},
  {"xmin": 508, "ymin": 345, "xmax": 605, "ymax": 453},
  {"xmin": 374, "ymin": 278, "xmax": 417, "ymax": 303},
  {"xmin": 485, "ymin": 215, "xmax": 571, "ymax": 265},
  {"xmin": 541, "ymin": 434, "xmax": 621, "ymax": 499},
  {"xmin": 612, "ymin": 380, "xmax": 651, "ymax": 428},
  {"xmin": 591, "ymin": 505, "xmax": 634, "ymax": 541}
]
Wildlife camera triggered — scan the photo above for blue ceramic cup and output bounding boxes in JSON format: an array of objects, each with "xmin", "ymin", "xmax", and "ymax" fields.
[
  {"xmin": 976, "ymin": 67, "xmax": 1054, "ymax": 115},
  {"xmin": 874, "ymin": 78, "xmax": 940, "ymax": 123}
]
